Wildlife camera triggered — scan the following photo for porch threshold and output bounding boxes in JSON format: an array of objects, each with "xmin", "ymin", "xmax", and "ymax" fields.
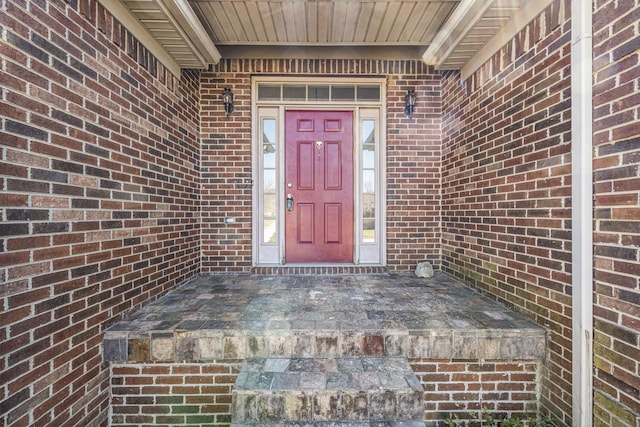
[{"xmin": 251, "ymin": 265, "xmax": 388, "ymax": 275}]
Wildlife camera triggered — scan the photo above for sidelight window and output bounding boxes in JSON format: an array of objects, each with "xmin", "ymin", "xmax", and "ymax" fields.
[
  {"xmin": 262, "ymin": 118, "xmax": 277, "ymax": 244},
  {"xmin": 361, "ymin": 119, "xmax": 376, "ymax": 243}
]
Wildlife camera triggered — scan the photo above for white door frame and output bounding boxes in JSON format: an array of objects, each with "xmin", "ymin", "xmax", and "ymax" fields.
[{"xmin": 251, "ymin": 76, "xmax": 387, "ymax": 266}]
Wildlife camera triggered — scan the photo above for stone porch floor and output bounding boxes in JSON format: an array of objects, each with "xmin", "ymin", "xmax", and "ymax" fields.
[{"xmin": 103, "ymin": 272, "xmax": 546, "ymax": 363}]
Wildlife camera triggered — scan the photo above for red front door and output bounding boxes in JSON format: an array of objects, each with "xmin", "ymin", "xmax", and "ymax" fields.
[{"xmin": 285, "ymin": 110, "xmax": 354, "ymax": 263}]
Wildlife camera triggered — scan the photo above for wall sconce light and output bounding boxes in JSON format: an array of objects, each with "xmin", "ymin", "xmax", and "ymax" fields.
[
  {"xmin": 404, "ymin": 89, "xmax": 416, "ymax": 119},
  {"xmin": 222, "ymin": 87, "xmax": 234, "ymax": 117}
]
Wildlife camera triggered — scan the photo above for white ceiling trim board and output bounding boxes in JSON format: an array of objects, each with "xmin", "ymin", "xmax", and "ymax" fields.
[
  {"xmin": 159, "ymin": 0, "xmax": 222, "ymax": 64},
  {"xmin": 98, "ymin": 0, "xmax": 182, "ymax": 76},
  {"xmin": 421, "ymin": 0, "xmax": 494, "ymax": 67},
  {"xmin": 461, "ymin": 0, "xmax": 555, "ymax": 80}
]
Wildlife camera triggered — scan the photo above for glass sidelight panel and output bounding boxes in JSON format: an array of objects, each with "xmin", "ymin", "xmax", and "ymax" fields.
[
  {"xmin": 263, "ymin": 170, "xmax": 276, "ymax": 192},
  {"xmin": 264, "ymin": 144, "xmax": 276, "ymax": 168},
  {"xmin": 263, "ymin": 219, "xmax": 277, "ymax": 243},
  {"xmin": 362, "ymin": 119, "xmax": 376, "ymax": 243},
  {"xmin": 263, "ymin": 194, "xmax": 276, "ymax": 217},
  {"xmin": 262, "ymin": 118, "xmax": 278, "ymax": 244}
]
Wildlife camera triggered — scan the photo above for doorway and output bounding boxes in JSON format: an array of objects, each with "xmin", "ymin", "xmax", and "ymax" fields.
[{"xmin": 252, "ymin": 77, "xmax": 386, "ymax": 266}]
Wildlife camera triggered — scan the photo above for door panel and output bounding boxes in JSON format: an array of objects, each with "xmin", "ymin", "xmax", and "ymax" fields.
[
  {"xmin": 285, "ymin": 110, "xmax": 354, "ymax": 263},
  {"xmin": 324, "ymin": 204, "xmax": 342, "ymax": 243},
  {"xmin": 297, "ymin": 142, "xmax": 315, "ymax": 189},
  {"xmin": 324, "ymin": 141, "xmax": 342, "ymax": 190},
  {"xmin": 297, "ymin": 204, "xmax": 315, "ymax": 243}
]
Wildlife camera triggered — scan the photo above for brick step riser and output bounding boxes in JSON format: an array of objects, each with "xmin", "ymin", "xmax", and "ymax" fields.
[
  {"xmin": 232, "ymin": 422, "xmax": 427, "ymax": 427},
  {"xmin": 232, "ymin": 423, "xmax": 426, "ymax": 427},
  {"xmin": 231, "ymin": 357, "xmax": 424, "ymax": 424},
  {"xmin": 233, "ymin": 389, "xmax": 424, "ymax": 423}
]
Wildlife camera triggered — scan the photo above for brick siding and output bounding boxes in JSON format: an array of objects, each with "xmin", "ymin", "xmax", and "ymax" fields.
[
  {"xmin": 108, "ymin": 359, "xmax": 537, "ymax": 426},
  {"xmin": 593, "ymin": 0, "xmax": 640, "ymax": 425},
  {"xmin": 2, "ymin": 0, "xmax": 639, "ymax": 425},
  {"xmin": 110, "ymin": 361, "xmax": 241, "ymax": 426},
  {"xmin": 0, "ymin": 1, "xmax": 201, "ymax": 425},
  {"xmin": 200, "ymin": 59, "xmax": 442, "ymax": 272},
  {"xmin": 440, "ymin": 1, "xmax": 574, "ymax": 425},
  {"xmin": 410, "ymin": 359, "xmax": 539, "ymax": 425}
]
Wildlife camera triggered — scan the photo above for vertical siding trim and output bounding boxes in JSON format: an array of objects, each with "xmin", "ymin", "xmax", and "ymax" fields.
[{"xmin": 571, "ymin": 1, "xmax": 593, "ymax": 425}]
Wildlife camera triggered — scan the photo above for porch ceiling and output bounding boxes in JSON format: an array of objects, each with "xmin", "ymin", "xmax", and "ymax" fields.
[{"xmin": 106, "ymin": 0, "xmax": 551, "ymax": 76}]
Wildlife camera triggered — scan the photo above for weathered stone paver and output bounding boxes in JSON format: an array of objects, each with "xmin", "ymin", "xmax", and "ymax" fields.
[
  {"xmin": 103, "ymin": 272, "xmax": 545, "ymax": 362},
  {"xmin": 233, "ymin": 357, "xmax": 424, "ymax": 424}
]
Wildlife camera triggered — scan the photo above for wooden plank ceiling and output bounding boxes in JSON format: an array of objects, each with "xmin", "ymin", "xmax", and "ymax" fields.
[{"xmin": 112, "ymin": 0, "xmax": 539, "ymax": 72}]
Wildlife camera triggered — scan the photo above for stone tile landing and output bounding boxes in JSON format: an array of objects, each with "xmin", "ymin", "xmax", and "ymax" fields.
[{"xmin": 104, "ymin": 272, "xmax": 545, "ymax": 363}]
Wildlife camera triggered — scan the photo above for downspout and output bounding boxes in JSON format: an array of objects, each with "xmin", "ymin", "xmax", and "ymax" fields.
[{"xmin": 571, "ymin": 0, "xmax": 593, "ymax": 426}]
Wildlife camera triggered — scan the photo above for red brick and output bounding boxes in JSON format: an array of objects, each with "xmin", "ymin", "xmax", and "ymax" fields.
[
  {"xmin": 0, "ymin": 251, "xmax": 30, "ymax": 267},
  {"xmin": 1, "ymin": 0, "xmax": 637, "ymax": 425}
]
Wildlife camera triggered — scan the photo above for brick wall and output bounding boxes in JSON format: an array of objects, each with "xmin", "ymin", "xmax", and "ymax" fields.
[
  {"xmin": 387, "ymin": 73, "xmax": 442, "ymax": 271},
  {"xmin": 410, "ymin": 359, "xmax": 539, "ymax": 425},
  {"xmin": 200, "ymin": 59, "xmax": 441, "ymax": 272},
  {"xmin": 110, "ymin": 361, "xmax": 241, "ymax": 426},
  {"xmin": 108, "ymin": 359, "xmax": 537, "ymax": 426},
  {"xmin": 200, "ymin": 68, "xmax": 253, "ymax": 272},
  {"xmin": 0, "ymin": 1, "xmax": 201, "ymax": 425},
  {"xmin": 4, "ymin": 0, "xmax": 637, "ymax": 425},
  {"xmin": 440, "ymin": 1, "xmax": 573, "ymax": 425},
  {"xmin": 593, "ymin": 0, "xmax": 640, "ymax": 425}
]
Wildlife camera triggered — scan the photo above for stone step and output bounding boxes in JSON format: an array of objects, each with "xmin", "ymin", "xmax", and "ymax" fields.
[{"xmin": 231, "ymin": 357, "xmax": 424, "ymax": 425}]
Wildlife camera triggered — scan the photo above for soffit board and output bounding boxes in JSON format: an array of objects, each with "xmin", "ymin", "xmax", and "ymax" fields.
[
  {"xmin": 117, "ymin": 0, "xmax": 221, "ymax": 69},
  {"xmin": 188, "ymin": 0, "xmax": 460, "ymax": 47}
]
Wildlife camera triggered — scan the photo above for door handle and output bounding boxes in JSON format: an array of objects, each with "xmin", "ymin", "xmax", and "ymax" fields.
[{"xmin": 286, "ymin": 194, "xmax": 294, "ymax": 211}]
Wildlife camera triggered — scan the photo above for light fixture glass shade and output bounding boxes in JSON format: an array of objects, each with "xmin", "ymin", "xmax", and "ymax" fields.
[
  {"xmin": 222, "ymin": 87, "xmax": 234, "ymax": 117},
  {"xmin": 404, "ymin": 89, "xmax": 416, "ymax": 118}
]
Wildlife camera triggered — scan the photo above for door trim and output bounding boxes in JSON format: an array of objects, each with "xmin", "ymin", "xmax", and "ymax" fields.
[{"xmin": 251, "ymin": 76, "xmax": 387, "ymax": 266}]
